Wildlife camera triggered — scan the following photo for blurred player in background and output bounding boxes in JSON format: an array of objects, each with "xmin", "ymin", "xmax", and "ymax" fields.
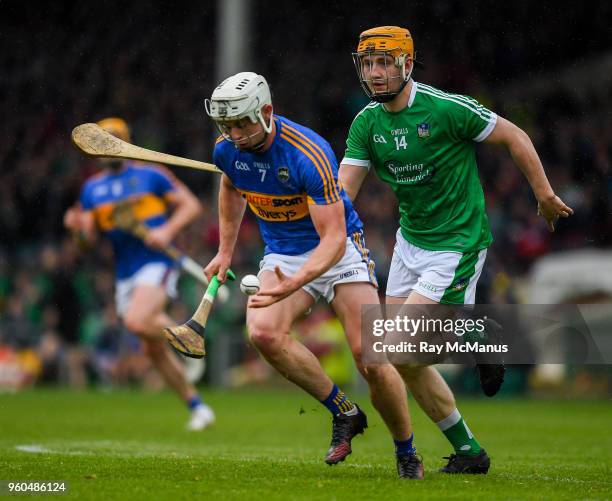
[
  {"xmin": 340, "ymin": 26, "xmax": 574, "ymax": 473},
  {"xmin": 63, "ymin": 117, "xmax": 214, "ymax": 430},
  {"xmin": 200, "ymin": 72, "xmax": 423, "ymax": 478}
]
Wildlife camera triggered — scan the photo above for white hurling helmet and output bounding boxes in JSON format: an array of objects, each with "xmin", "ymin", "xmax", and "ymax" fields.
[{"xmin": 205, "ymin": 72, "xmax": 273, "ymax": 138}]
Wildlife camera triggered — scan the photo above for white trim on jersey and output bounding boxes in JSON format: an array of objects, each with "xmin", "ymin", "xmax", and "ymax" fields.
[
  {"xmin": 473, "ymin": 113, "xmax": 498, "ymax": 142},
  {"xmin": 380, "ymin": 81, "xmax": 418, "ymax": 112},
  {"xmin": 416, "ymin": 86, "xmax": 494, "ymax": 123},
  {"xmin": 341, "ymin": 157, "xmax": 371, "ymax": 169},
  {"xmin": 407, "ymin": 80, "xmax": 418, "ymax": 107},
  {"xmin": 417, "ymin": 83, "xmax": 494, "ymax": 118},
  {"xmin": 414, "ymin": 82, "xmax": 498, "ymax": 141}
]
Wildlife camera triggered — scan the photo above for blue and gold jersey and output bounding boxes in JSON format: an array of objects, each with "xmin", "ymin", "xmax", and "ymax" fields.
[
  {"xmin": 213, "ymin": 115, "xmax": 363, "ymax": 255},
  {"xmin": 80, "ymin": 163, "xmax": 177, "ymax": 279}
]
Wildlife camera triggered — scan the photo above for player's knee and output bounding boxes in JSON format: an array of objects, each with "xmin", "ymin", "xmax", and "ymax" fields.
[
  {"xmin": 350, "ymin": 348, "xmax": 387, "ymax": 382},
  {"xmin": 123, "ymin": 312, "xmax": 147, "ymax": 335},
  {"xmin": 123, "ymin": 310, "xmax": 156, "ymax": 336},
  {"xmin": 394, "ymin": 363, "xmax": 427, "ymax": 381},
  {"xmin": 247, "ymin": 321, "xmax": 284, "ymax": 354},
  {"xmin": 358, "ymin": 361, "xmax": 389, "ymax": 382}
]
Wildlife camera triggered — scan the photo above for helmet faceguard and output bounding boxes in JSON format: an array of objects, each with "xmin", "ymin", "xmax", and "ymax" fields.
[
  {"xmin": 205, "ymin": 72, "xmax": 273, "ymax": 151},
  {"xmin": 352, "ymin": 26, "xmax": 416, "ymax": 103}
]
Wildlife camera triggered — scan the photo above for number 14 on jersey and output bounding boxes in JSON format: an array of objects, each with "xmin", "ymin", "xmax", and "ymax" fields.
[{"xmin": 394, "ymin": 136, "xmax": 407, "ymax": 150}]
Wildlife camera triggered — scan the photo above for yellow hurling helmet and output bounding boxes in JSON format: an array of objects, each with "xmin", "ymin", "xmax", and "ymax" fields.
[
  {"xmin": 352, "ymin": 26, "xmax": 417, "ymax": 103},
  {"xmin": 97, "ymin": 117, "xmax": 131, "ymax": 143},
  {"xmin": 357, "ymin": 26, "xmax": 414, "ymax": 60}
]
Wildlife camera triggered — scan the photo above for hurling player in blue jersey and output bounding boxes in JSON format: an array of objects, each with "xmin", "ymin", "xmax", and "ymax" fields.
[
  {"xmin": 63, "ymin": 118, "xmax": 214, "ymax": 431},
  {"xmin": 199, "ymin": 72, "xmax": 419, "ymax": 477}
]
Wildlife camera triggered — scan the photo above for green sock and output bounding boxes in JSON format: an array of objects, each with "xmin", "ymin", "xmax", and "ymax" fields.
[{"xmin": 437, "ymin": 409, "xmax": 482, "ymax": 456}]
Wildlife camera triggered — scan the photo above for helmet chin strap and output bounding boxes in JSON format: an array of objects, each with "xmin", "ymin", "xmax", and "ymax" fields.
[
  {"xmin": 233, "ymin": 113, "xmax": 273, "ymax": 152},
  {"xmin": 250, "ymin": 135, "xmax": 268, "ymax": 152},
  {"xmin": 232, "ymin": 128, "xmax": 268, "ymax": 152},
  {"xmin": 371, "ymin": 78, "xmax": 409, "ymax": 103},
  {"xmin": 216, "ymin": 112, "xmax": 273, "ymax": 152}
]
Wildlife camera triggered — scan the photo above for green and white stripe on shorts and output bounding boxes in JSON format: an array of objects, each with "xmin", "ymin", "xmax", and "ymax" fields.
[
  {"xmin": 386, "ymin": 229, "xmax": 488, "ymax": 305},
  {"xmin": 439, "ymin": 249, "xmax": 487, "ymax": 304}
]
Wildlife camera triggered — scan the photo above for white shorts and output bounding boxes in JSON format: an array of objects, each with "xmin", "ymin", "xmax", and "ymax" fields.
[
  {"xmin": 259, "ymin": 232, "xmax": 378, "ymax": 303},
  {"xmin": 386, "ymin": 229, "xmax": 487, "ymax": 305},
  {"xmin": 115, "ymin": 262, "xmax": 179, "ymax": 317}
]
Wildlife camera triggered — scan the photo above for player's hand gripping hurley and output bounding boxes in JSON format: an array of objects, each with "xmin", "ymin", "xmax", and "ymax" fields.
[{"xmin": 111, "ymin": 200, "xmax": 209, "ymax": 286}]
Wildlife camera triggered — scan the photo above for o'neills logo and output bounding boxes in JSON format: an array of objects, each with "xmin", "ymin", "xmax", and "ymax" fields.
[
  {"xmin": 385, "ymin": 161, "xmax": 434, "ymax": 185},
  {"xmin": 239, "ymin": 190, "xmax": 309, "ymax": 222}
]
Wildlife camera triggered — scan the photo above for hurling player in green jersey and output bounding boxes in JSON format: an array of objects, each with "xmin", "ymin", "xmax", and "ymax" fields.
[{"xmin": 339, "ymin": 26, "xmax": 574, "ymax": 475}]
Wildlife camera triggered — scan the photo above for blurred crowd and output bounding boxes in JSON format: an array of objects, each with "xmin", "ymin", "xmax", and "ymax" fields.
[{"xmin": 1, "ymin": 1, "xmax": 611, "ymax": 390}]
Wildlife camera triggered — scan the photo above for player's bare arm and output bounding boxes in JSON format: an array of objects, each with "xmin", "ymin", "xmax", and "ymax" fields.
[
  {"xmin": 63, "ymin": 205, "xmax": 97, "ymax": 246},
  {"xmin": 146, "ymin": 183, "xmax": 202, "ymax": 250},
  {"xmin": 484, "ymin": 116, "xmax": 574, "ymax": 232},
  {"xmin": 249, "ymin": 199, "xmax": 347, "ymax": 308},
  {"xmin": 339, "ymin": 163, "xmax": 369, "ymax": 202},
  {"xmin": 204, "ymin": 173, "xmax": 247, "ymax": 282}
]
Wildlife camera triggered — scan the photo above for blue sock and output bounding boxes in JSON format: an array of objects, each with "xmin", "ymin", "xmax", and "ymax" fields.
[
  {"xmin": 394, "ymin": 434, "xmax": 416, "ymax": 456},
  {"xmin": 187, "ymin": 395, "xmax": 203, "ymax": 411},
  {"xmin": 321, "ymin": 384, "xmax": 355, "ymax": 416}
]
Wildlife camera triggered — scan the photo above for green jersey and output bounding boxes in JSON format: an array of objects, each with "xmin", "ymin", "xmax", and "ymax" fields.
[{"xmin": 343, "ymin": 81, "xmax": 495, "ymax": 252}]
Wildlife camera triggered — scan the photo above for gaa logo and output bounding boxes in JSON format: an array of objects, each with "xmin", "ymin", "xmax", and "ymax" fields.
[
  {"xmin": 234, "ymin": 161, "xmax": 251, "ymax": 171},
  {"xmin": 373, "ymin": 134, "xmax": 387, "ymax": 144}
]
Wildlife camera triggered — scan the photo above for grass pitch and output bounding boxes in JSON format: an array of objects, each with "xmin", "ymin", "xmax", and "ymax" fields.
[{"xmin": 0, "ymin": 388, "xmax": 610, "ymax": 500}]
